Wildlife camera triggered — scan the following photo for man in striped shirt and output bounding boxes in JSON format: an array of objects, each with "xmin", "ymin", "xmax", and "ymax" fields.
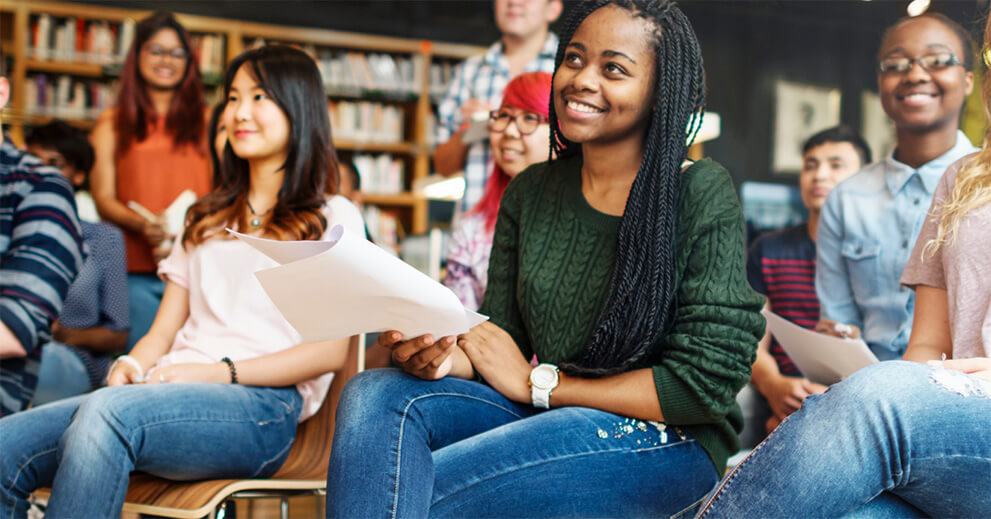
[
  {"xmin": 742, "ymin": 126, "xmax": 871, "ymax": 442},
  {"xmin": 0, "ymin": 68, "xmax": 86, "ymax": 416},
  {"xmin": 434, "ymin": 0, "xmax": 562, "ymax": 212}
]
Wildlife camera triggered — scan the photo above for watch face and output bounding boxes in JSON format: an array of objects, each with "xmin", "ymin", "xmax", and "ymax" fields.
[{"xmin": 531, "ymin": 365, "xmax": 558, "ymax": 388}]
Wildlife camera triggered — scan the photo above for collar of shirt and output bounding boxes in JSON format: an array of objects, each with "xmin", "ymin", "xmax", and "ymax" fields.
[
  {"xmin": 483, "ymin": 32, "xmax": 560, "ymax": 72},
  {"xmin": 883, "ymin": 130, "xmax": 978, "ymax": 197}
]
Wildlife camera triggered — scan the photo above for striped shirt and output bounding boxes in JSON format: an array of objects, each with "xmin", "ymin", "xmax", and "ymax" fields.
[
  {"xmin": 436, "ymin": 33, "xmax": 558, "ymax": 212},
  {"xmin": 1, "ymin": 137, "xmax": 85, "ymax": 415},
  {"xmin": 746, "ymin": 224, "xmax": 817, "ymax": 377}
]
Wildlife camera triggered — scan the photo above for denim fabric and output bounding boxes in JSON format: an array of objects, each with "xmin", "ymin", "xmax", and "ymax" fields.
[
  {"xmin": 0, "ymin": 383, "xmax": 301, "ymax": 518},
  {"xmin": 30, "ymin": 343, "xmax": 91, "ymax": 406},
  {"xmin": 125, "ymin": 273, "xmax": 165, "ymax": 351},
  {"xmin": 696, "ymin": 361, "xmax": 991, "ymax": 518},
  {"xmin": 815, "ymin": 132, "xmax": 977, "ymax": 360},
  {"xmin": 326, "ymin": 369, "xmax": 718, "ymax": 518}
]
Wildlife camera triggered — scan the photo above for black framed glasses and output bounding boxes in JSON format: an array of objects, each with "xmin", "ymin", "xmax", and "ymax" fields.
[
  {"xmin": 143, "ymin": 44, "xmax": 189, "ymax": 62},
  {"xmin": 488, "ymin": 110, "xmax": 547, "ymax": 135},
  {"xmin": 878, "ymin": 53, "xmax": 962, "ymax": 74}
]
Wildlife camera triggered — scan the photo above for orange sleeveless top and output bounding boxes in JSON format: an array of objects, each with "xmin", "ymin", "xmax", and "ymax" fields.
[{"xmin": 116, "ymin": 119, "xmax": 211, "ymax": 273}]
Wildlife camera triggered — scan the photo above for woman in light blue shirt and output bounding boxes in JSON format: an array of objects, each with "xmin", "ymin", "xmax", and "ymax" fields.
[{"xmin": 815, "ymin": 12, "xmax": 978, "ymax": 360}]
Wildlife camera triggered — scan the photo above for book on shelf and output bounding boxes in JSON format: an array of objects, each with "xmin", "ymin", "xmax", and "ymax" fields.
[
  {"xmin": 28, "ymin": 14, "xmax": 128, "ymax": 65},
  {"xmin": 189, "ymin": 33, "xmax": 225, "ymax": 76},
  {"xmin": 352, "ymin": 153, "xmax": 405, "ymax": 196},
  {"xmin": 362, "ymin": 205, "xmax": 401, "ymax": 253},
  {"xmin": 329, "ymin": 100, "xmax": 404, "ymax": 144},
  {"xmin": 24, "ymin": 74, "xmax": 116, "ymax": 120},
  {"xmin": 429, "ymin": 60, "xmax": 457, "ymax": 98}
]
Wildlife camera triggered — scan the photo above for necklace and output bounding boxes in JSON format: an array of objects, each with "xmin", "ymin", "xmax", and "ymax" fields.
[{"xmin": 246, "ymin": 199, "xmax": 273, "ymax": 228}]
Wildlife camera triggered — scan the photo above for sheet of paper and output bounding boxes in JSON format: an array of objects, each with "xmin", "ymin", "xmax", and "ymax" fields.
[
  {"xmin": 164, "ymin": 190, "xmax": 197, "ymax": 237},
  {"xmin": 461, "ymin": 118, "xmax": 489, "ymax": 144},
  {"xmin": 761, "ymin": 309, "xmax": 878, "ymax": 385},
  {"xmin": 230, "ymin": 227, "xmax": 487, "ymax": 342}
]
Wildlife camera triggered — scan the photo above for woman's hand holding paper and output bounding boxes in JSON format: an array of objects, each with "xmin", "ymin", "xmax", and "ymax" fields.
[{"xmin": 381, "ymin": 331, "xmax": 458, "ymax": 380}]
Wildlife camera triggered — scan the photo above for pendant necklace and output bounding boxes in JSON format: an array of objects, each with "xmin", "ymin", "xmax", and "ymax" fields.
[{"xmin": 246, "ymin": 199, "xmax": 272, "ymax": 229}]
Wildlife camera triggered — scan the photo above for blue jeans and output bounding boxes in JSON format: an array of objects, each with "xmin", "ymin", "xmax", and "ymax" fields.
[
  {"xmin": 696, "ymin": 361, "xmax": 991, "ymax": 518},
  {"xmin": 326, "ymin": 369, "xmax": 718, "ymax": 518},
  {"xmin": 0, "ymin": 383, "xmax": 302, "ymax": 518},
  {"xmin": 126, "ymin": 273, "xmax": 164, "ymax": 351},
  {"xmin": 30, "ymin": 343, "xmax": 92, "ymax": 407}
]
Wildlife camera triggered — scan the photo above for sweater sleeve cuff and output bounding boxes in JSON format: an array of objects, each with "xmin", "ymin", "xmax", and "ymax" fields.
[{"xmin": 652, "ymin": 365, "xmax": 709, "ymax": 424}]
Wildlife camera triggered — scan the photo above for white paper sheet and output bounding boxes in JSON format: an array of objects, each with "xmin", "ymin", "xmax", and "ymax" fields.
[
  {"xmin": 761, "ymin": 309, "xmax": 878, "ymax": 385},
  {"xmin": 230, "ymin": 226, "xmax": 488, "ymax": 342}
]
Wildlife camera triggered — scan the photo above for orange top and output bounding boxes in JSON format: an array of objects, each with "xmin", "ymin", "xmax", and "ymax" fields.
[{"xmin": 116, "ymin": 119, "xmax": 211, "ymax": 273}]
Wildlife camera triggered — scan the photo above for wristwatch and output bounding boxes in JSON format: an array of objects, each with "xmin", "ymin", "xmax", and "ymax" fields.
[{"xmin": 529, "ymin": 363, "xmax": 560, "ymax": 409}]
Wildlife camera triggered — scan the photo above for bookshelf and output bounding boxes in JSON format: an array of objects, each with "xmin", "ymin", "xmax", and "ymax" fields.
[{"xmin": 0, "ymin": 0, "xmax": 484, "ymax": 237}]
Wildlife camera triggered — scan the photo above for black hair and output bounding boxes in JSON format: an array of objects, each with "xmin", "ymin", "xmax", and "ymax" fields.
[
  {"xmin": 26, "ymin": 120, "xmax": 96, "ymax": 183},
  {"xmin": 879, "ymin": 12, "xmax": 975, "ymax": 69},
  {"xmin": 802, "ymin": 125, "xmax": 873, "ymax": 166},
  {"xmin": 184, "ymin": 45, "xmax": 336, "ymax": 246},
  {"xmin": 207, "ymin": 100, "xmax": 225, "ymax": 187},
  {"xmin": 549, "ymin": 0, "xmax": 705, "ymax": 376}
]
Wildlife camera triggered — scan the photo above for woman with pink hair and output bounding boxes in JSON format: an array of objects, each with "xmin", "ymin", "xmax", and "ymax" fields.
[{"xmin": 443, "ymin": 71, "xmax": 552, "ymax": 310}]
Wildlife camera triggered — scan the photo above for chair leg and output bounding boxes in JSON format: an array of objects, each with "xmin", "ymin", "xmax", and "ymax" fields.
[{"xmin": 280, "ymin": 497, "xmax": 289, "ymax": 519}]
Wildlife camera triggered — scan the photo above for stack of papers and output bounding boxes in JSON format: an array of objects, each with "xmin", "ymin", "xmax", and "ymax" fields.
[{"xmin": 231, "ymin": 226, "xmax": 487, "ymax": 342}]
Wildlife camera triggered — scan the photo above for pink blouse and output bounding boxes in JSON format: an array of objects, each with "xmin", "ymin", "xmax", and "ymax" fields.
[
  {"xmin": 155, "ymin": 196, "xmax": 365, "ymax": 421},
  {"xmin": 901, "ymin": 156, "xmax": 991, "ymax": 359}
]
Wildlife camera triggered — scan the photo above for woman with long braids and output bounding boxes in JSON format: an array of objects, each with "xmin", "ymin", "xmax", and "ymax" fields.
[{"xmin": 326, "ymin": 1, "xmax": 763, "ymax": 516}]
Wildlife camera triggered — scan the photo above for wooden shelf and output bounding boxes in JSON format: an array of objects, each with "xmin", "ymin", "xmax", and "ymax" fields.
[
  {"xmin": 24, "ymin": 58, "xmax": 106, "ymax": 76},
  {"xmin": 362, "ymin": 193, "xmax": 422, "ymax": 206},
  {"xmin": 6, "ymin": 0, "xmax": 487, "ymax": 237},
  {"xmin": 8, "ymin": 113, "xmax": 96, "ymax": 130},
  {"xmin": 333, "ymin": 140, "xmax": 415, "ymax": 154}
]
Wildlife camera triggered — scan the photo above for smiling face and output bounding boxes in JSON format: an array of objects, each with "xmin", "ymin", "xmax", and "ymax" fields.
[
  {"xmin": 800, "ymin": 141, "xmax": 864, "ymax": 213},
  {"xmin": 138, "ymin": 28, "xmax": 188, "ymax": 90},
  {"xmin": 489, "ymin": 107, "xmax": 550, "ymax": 177},
  {"xmin": 877, "ymin": 17, "xmax": 973, "ymax": 134},
  {"xmin": 224, "ymin": 65, "xmax": 290, "ymax": 168},
  {"xmin": 553, "ymin": 5, "xmax": 657, "ymax": 147}
]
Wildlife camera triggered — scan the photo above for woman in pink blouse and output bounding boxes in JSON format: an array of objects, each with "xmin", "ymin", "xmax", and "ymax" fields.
[
  {"xmin": 443, "ymin": 72, "xmax": 553, "ymax": 310},
  {"xmin": 0, "ymin": 46, "xmax": 363, "ymax": 518}
]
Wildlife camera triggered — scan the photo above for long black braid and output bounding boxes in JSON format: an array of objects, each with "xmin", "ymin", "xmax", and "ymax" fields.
[{"xmin": 549, "ymin": 0, "xmax": 706, "ymax": 376}]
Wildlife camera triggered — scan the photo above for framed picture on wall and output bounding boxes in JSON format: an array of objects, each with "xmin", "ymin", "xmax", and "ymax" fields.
[
  {"xmin": 861, "ymin": 90, "xmax": 896, "ymax": 161},
  {"xmin": 772, "ymin": 80, "xmax": 841, "ymax": 173}
]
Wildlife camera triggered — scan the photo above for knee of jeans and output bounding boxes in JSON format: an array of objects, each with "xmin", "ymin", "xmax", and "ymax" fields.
[
  {"xmin": 336, "ymin": 369, "xmax": 411, "ymax": 427},
  {"xmin": 819, "ymin": 361, "xmax": 927, "ymax": 414},
  {"xmin": 57, "ymin": 387, "xmax": 132, "ymax": 461}
]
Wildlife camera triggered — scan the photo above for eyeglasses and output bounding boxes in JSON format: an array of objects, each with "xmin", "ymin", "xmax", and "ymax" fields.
[
  {"xmin": 143, "ymin": 44, "xmax": 188, "ymax": 62},
  {"xmin": 488, "ymin": 110, "xmax": 547, "ymax": 135},
  {"xmin": 878, "ymin": 53, "xmax": 962, "ymax": 74}
]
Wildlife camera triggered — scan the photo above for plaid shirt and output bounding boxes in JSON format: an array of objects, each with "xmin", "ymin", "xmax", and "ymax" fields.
[
  {"xmin": 1, "ymin": 137, "xmax": 85, "ymax": 415},
  {"xmin": 437, "ymin": 33, "xmax": 558, "ymax": 212}
]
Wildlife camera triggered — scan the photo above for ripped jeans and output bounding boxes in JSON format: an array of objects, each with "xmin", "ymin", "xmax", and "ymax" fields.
[
  {"xmin": 697, "ymin": 361, "xmax": 991, "ymax": 518},
  {"xmin": 325, "ymin": 369, "xmax": 718, "ymax": 518}
]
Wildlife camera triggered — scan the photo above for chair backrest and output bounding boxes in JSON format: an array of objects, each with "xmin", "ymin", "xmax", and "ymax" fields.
[{"xmin": 270, "ymin": 334, "xmax": 363, "ymax": 480}]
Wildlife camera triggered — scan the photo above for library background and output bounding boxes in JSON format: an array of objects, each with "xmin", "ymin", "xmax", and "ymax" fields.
[
  {"xmin": 0, "ymin": 0, "xmax": 988, "ymax": 516},
  {"xmin": 2, "ymin": 0, "xmax": 987, "ymax": 256}
]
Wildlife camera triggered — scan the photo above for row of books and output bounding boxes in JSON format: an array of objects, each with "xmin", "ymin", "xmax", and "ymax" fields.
[
  {"xmin": 27, "ymin": 15, "xmax": 132, "ymax": 64},
  {"xmin": 429, "ymin": 61, "xmax": 458, "ymax": 98},
  {"xmin": 362, "ymin": 205, "xmax": 402, "ymax": 253},
  {"xmin": 329, "ymin": 100, "xmax": 405, "ymax": 144},
  {"xmin": 26, "ymin": 14, "xmax": 224, "ymax": 76},
  {"xmin": 353, "ymin": 153, "xmax": 405, "ymax": 196},
  {"xmin": 22, "ymin": 74, "xmax": 116, "ymax": 121}
]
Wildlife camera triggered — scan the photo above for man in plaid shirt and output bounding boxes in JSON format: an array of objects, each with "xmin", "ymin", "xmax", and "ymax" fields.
[{"xmin": 435, "ymin": 0, "xmax": 562, "ymax": 212}]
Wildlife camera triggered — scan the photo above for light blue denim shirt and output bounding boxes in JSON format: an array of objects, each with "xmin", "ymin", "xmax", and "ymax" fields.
[{"xmin": 815, "ymin": 131, "xmax": 977, "ymax": 360}]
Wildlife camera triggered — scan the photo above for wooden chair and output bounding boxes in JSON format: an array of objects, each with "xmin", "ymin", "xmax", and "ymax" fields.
[{"xmin": 33, "ymin": 335, "xmax": 365, "ymax": 519}]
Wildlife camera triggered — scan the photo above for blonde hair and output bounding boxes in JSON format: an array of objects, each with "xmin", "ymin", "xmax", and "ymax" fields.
[{"xmin": 924, "ymin": 23, "xmax": 991, "ymax": 258}]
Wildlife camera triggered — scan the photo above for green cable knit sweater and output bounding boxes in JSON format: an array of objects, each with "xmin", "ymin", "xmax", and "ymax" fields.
[{"xmin": 478, "ymin": 154, "xmax": 765, "ymax": 474}]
